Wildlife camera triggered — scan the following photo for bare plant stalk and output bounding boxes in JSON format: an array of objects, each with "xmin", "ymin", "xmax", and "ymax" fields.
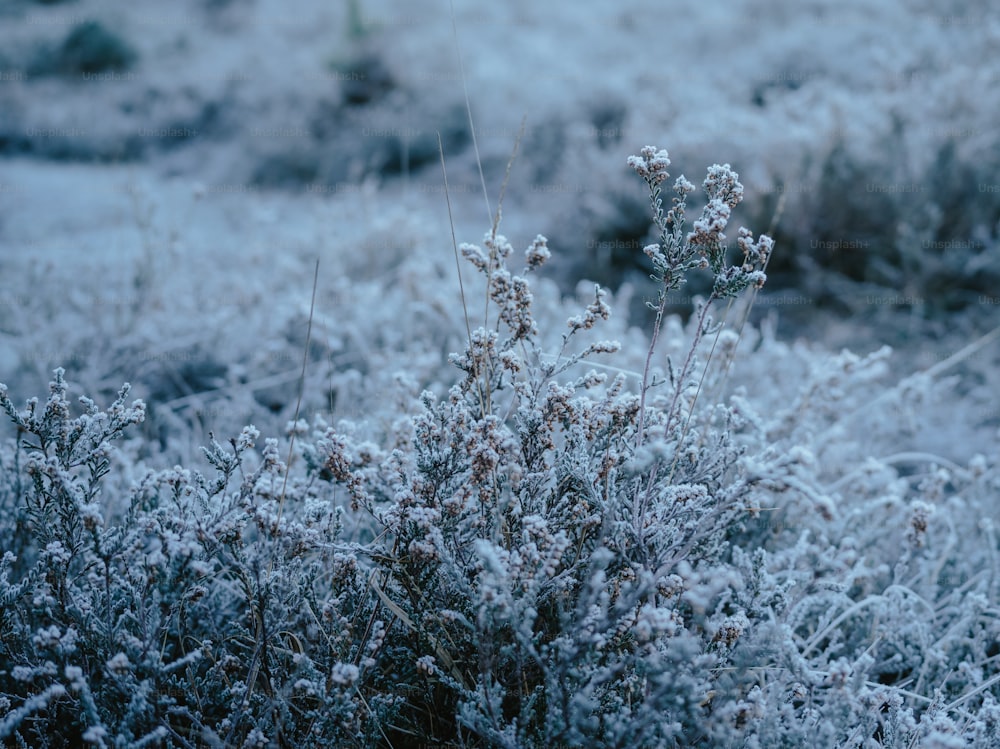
[
  {"xmin": 636, "ymin": 293, "xmax": 665, "ymax": 448},
  {"xmin": 269, "ymin": 257, "xmax": 319, "ymax": 577},
  {"xmin": 439, "ymin": 133, "xmax": 487, "ymax": 420},
  {"xmin": 664, "ymin": 292, "xmax": 717, "ymax": 437},
  {"xmin": 449, "ymin": 0, "xmax": 492, "ymax": 229},
  {"xmin": 483, "ymin": 118, "xmax": 526, "ymax": 330}
]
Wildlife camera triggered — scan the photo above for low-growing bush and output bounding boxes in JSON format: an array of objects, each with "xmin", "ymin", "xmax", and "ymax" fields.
[
  {"xmin": 1, "ymin": 145, "xmax": 998, "ymax": 747},
  {"xmin": 34, "ymin": 20, "xmax": 137, "ymax": 77},
  {"xmin": 754, "ymin": 126, "xmax": 1000, "ymax": 318}
]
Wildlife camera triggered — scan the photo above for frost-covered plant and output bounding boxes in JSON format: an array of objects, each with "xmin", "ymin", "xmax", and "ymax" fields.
[
  {"xmin": 296, "ymin": 145, "xmax": 778, "ymax": 745},
  {"xmin": 2, "ymin": 143, "xmax": 999, "ymax": 748},
  {"xmin": 766, "ymin": 128, "xmax": 1000, "ymax": 318},
  {"xmin": 0, "ymin": 372, "xmax": 395, "ymax": 747}
]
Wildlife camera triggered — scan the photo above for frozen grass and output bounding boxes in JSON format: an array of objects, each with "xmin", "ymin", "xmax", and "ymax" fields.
[
  {"xmin": 3, "ymin": 0, "xmax": 998, "ymax": 315},
  {"xmin": 2, "ymin": 141, "xmax": 1000, "ymax": 746},
  {"xmin": 2, "ymin": 0, "xmax": 1000, "ymax": 745}
]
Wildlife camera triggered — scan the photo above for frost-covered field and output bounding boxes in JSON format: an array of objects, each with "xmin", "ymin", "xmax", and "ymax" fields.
[{"xmin": 2, "ymin": 0, "xmax": 1000, "ymax": 746}]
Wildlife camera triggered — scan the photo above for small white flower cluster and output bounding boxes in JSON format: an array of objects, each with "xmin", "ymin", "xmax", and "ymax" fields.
[
  {"xmin": 329, "ymin": 662, "xmax": 360, "ymax": 688},
  {"xmin": 416, "ymin": 655, "xmax": 437, "ymax": 676},
  {"xmin": 627, "ymin": 145, "xmax": 672, "ymax": 185},
  {"xmin": 634, "ymin": 603, "xmax": 678, "ymax": 643},
  {"xmin": 566, "ymin": 285, "xmax": 611, "ymax": 333},
  {"xmin": 629, "ymin": 147, "xmax": 771, "ymax": 300}
]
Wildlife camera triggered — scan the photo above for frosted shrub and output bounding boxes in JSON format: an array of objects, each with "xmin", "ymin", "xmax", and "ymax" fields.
[
  {"xmin": 0, "ymin": 372, "xmax": 392, "ymax": 746},
  {"xmin": 299, "ymin": 145, "xmax": 778, "ymax": 745},
  {"xmin": 2, "ymin": 144, "xmax": 998, "ymax": 747}
]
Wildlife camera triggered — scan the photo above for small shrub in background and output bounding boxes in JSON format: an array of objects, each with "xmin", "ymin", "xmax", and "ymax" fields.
[
  {"xmin": 1, "ymin": 145, "xmax": 999, "ymax": 747},
  {"xmin": 755, "ymin": 125, "xmax": 1000, "ymax": 319},
  {"xmin": 29, "ymin": 20, "xmax": 137, "ymax": 77}
]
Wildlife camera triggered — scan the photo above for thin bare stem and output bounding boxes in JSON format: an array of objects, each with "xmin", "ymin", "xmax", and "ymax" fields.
[
  {"xmin": 704, "ymin": 191, "xmax": 783, "ymax": 402},
  {"xmin": 439, "ymin": 133, "xmax": 487, "ymax": 419},
  {"xmin": 664, "ymin": 293, "xmax": 717, "ymax": 438},
  {"xmin": 635, "ymin": 294, "xmax": 666, "ymax": 448},
  {"xmin": 449, "ymin": 0, "xmax": 492, "ymax": 228},
  {"xmin": 268, "ymin": 257, "xmax": 319, "ymax": 579},
  {"xmin": 668, "ymin": 299, "xmax": 731, "ymax": 484},
  {"xmin": 483, "ymin": 118, "xmax": 526, "ymax": 333}
]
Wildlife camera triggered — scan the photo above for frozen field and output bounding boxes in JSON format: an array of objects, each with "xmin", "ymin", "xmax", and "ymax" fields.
[{"xmin": 1, "ymin": 0, "xmax": 1000, "ymax": 746}]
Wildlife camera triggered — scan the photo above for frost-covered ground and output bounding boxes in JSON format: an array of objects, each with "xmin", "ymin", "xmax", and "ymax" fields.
[
  {"xmin": 2, "ymin": 0, "xmax": 999, "ymax": 447},
  {"xmin": 2, "ymin": 0, "xmax": 1000, "ymax": 745},
  {"xmin": 2, "ymin": 0, "xmax": 998, "ymax": 440}
]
